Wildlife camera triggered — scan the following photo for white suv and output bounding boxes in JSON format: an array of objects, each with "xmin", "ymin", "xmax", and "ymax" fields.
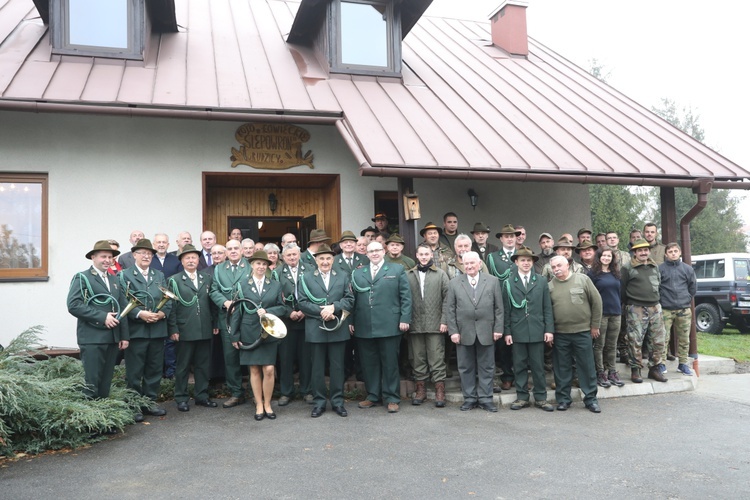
[{"xmin": 691, "ymin": 253, "xmax": 750, "ymax": 334}]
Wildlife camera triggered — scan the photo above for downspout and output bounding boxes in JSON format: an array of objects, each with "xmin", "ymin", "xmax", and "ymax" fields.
[{"xmin": 680, "ymin": 179, "xmax": 712, "ymax": 361}]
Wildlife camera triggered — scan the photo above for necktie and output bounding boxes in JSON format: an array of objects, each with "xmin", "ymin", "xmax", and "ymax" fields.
[
  {"xmin": 101, "ymin": 273, "xmax": 110, "ymax": 292},
  {"xmin": 346, "ymin": 257, "xmax": 352, "ymax": 268},
  {"xmin": 291, "ymin": 267, "xmax": 298, "ymax": 298},
  {"xmin": 371, "ymin": 265, "xmax": 379, "ymax": 279},
  {"xmin": 206, "ymin": 252, "xmax": 212, "ymax": 266},
  {"xmin": 523, "ymin": 275, "xmax": 528, "ymax": 289},
  {"xmin": 231, "ymin": 264, "xmax": 236, "ymax": 274},
  {"xmin": 256, "ymin": 279, "xmax": 263, "ymax": 294},
  {"xmin": 321, "ymin": 273, "xmax": 329, "ymax": 290}
]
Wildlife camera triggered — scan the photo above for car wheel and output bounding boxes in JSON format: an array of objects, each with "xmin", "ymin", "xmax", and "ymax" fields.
[{"xmin": 695, "ymin": 303, "xmax": 723, "ymax": 334}]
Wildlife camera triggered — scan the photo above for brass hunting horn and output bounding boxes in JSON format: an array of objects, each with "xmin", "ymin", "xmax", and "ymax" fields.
[
  {"xmin": 117, "ymin": 289, "xmax": 145, "ymax": 320},
  {"xmin": 319, "ymin": 310, "xmax": 351, "ymax": 332},
  {"xmin": 226, "ymin": 298, "xmax": 287, "ymax": 351},
  {"xmin": 155, "ymin": 286, "xmax": 177, "ymax": 311}
]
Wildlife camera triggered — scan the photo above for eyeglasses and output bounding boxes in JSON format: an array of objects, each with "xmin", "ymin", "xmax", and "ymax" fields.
[{"xmin": 134, "ymin": 251, "xmax": 152, "ymax": 257}]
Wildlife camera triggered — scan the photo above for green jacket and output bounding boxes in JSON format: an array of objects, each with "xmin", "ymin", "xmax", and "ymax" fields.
[
  {"xmin": 273, "ymin": 261, "xmax": 312, "ymax": 331},
  {"xmin": 118, "ymin": 266, "xmax": 171, "ymax": 339},
  {"xmin": 406, "ymin": 265, "xmax": 448, "ymax": 334},
  {"xmin": 332, "ymin": 252, "xmax": 369, "ymax": 276},
  {"xmin": 503, "ymin": 270, "xmax": 553, "ymax": 343},
  {"xmin": 487, "ymin": 249, "xmax": 516, "ymax": 283},
  {"xmin": 167, "ymin": 270, "xmax": 216, "ymax": 341},
  {"xmin": 298, "ymin": 269, "xmax": 355, "ymax": 343},
  {"xmin": 67, "ymin": 267, "xmax": 130, "ymax": 344},
  {"xmin": 386, "ymin": 254, "xmax": 416, "ymax": 270},
  {"xmin": 209, "ymin": 258, "xmax": 251, "ymax": 331},
  {"xmin": 228, "ymin": 277, "xmax": 289, "ymax": 345},
  {"xmin": 351, "ymin": 262, "xmax": 412, "ymax": 338}
]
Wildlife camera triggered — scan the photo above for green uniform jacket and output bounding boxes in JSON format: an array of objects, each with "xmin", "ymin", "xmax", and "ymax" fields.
[
  {"xmin": 67, "ymin": 267, "xmax": 130, "ymax": 344},
  {"xmin": 298, "ymin": 269, "xmax": 355, "ymax": 343},
  {"xmin": 487, "ymin": 249, "xmax": 516, "ymax": 283},
  {"xmin": 118, "ymin": 266, "xmax": 171, "ymax": 339},
  {"xmin": 228, "ymin": 277, "xmax": 290, "ymax": 345},
  {"xmin": 209, "ymin": 258, "xmax": 251, "ymax": 331},
  {"xmin": 167, "ymin": 270, "xmax": 216, "ymax": 341},
  {"xmin": 503, "ymin": 270, "xmax": 554, "ymax": 343},
  {"xmin": 351, "ymin": 262, "xmax": 412, "ymax": 338},
  {"xmin": 332, "ymin": 252, "xmax": 369, "ymax": 276},
  {"xmin": 273, "ymin": 261, "xmax": 312, "ymax": 331},
  {"xmin": 300, "ymin": 249, "xmax": 318, "ymax": 270}
]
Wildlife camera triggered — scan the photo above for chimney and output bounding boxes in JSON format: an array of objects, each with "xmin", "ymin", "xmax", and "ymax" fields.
[{"xmin": 489, "ymin": 1, "xmax": 528, "ymax": 57}]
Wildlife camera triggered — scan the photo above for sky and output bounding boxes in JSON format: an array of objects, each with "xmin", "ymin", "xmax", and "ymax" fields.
[{"xmin": 426, "ymin": 0, "xmax": 750, "ymax": 220}]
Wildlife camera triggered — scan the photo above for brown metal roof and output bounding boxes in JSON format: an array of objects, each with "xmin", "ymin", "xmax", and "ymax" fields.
[{"xmin": 1, "ymin": 0, "xmax": 748, "ymax": 187}]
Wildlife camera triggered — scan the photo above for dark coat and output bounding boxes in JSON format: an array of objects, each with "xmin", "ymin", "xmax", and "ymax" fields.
[
  {"xmin": 406, "ymin": 265, "xmax": 449, "ymax": 333},
  {"xmin": 209, "ymin": 258, "xmax": 251, "ymax": 331},
  {"xmin": 445, "ymin": 273, "xmax": 504, "ymax": 346},
  {"xmin": 67, "ymin": 266, "xmax": 130, "ymax": 344},
  {"xmin": 273, "ymin": 261, "xmax": 312, "ymax": 331},
  {"xmin": 298, "ymin": 269, "xmax": 355, "ymax": 343},
  {"xmin": 486, "ymin": 249, "xmax": 516, "ymax": 283},
  {"xmin": 332, "ymin": 252, "xmax": 369, "ymax": 275},
  {"xmin": 502, "ymin": 270, "xmax": 554, "ymax": 343},
  {"xmin": 228, "ymin": 276, "xmax": 289, "ymax": 346},
  {"xmin": 351, "ymin": 262, "xmax": 412, "ymax": 338},
  {"xmin": 149, "ymin": 253, "xmax": 183, "ymax": 278},
  {"xmin": 166, "ymin": 270, "xmax": 215, "ymax": 341},
  {"xmin": 118, "ymin": 266, "xmax": 171, "ymax": 339}
]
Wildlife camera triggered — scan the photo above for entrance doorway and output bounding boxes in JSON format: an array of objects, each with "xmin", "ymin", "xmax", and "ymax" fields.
[{"xmin": 203, "ymin": 173, "xmax": 340, "ymax": 246}]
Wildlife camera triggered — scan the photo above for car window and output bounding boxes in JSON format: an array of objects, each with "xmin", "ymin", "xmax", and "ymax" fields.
[
  {"xmin": 693, "ymin": 259, "xmax": 725, "ymax": 279},
  {"xmin": 734, "ymin": 260, "xmax": 749, "ymax": 281}
]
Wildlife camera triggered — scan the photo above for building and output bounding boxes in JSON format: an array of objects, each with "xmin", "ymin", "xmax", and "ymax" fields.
[{"xmin": 1, "ymin": 0, "xmax": 748, "ymax": 347}]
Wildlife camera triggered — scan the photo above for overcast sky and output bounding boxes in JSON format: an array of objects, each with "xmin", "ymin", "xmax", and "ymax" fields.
[{"xmin": 426, "ymin": 0, "xmax": 750, "ymax": 219}]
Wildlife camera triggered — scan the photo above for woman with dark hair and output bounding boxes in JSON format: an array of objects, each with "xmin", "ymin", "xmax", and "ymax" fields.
[
  {"xmin": 229, "ymin": 228, "xmax": 243, "ymax": 241},
  {"xmin": 588, "ymin": 248, "xmax": 624, "ymax": 387}
]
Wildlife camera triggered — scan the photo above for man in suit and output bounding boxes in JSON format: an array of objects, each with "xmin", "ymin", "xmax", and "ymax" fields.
[
  {"xmin": 209, "ymin": 238, "xmax": 250, "ymax": 408},
  {"xmin": 67, "ymin": 240, "xmax": 130, "ymax": 399},
  {"xmin": 470, "ymin": 222, "xmax": 498, "ymax": 263},
  {"xmin": 274, "ymin": 243, "xmax": 313, "ymax": 406},
  {"xmin": 150, "ymin": 233, "xmax": 183, "ymax": 277},
  {"xmin": 198, "ymin": 230, "xmax": 217, "ymax": 270},
  {"xmin": 503, "ymin": 248, "xmax": 555, "ymax": 412},
  {"xmin": 119, "ymin": 238, "xmax": 171, "ymax": 421},
  {"xmin": 333, "ymin": 231, "xmax": 369, "ymax": 275},
  {"xmin": 351, "ymin": 241, "xmax": 411, "ymax": 413},
  {"xmin": 445, "ymin": 251, "xmax": 504, "ymax": 412},
  {"xmin": 298, "ymin": 244, "xmax": 355, "ymax": 417},
  {"xmin": 117, "ymin": 229, "xmax": 145, "ymax": 270},
  {"xmin": 300, "ymin": 229, "xmax": 331, "ymax": 270},
  {"xmin": 168, "ymin": 244, "xmax": 219, "ymax": 412}
]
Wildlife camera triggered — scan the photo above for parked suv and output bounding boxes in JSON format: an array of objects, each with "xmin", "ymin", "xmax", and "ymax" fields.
[{"xmin": 691, "ymin": 253, "xmax": 750, "ymax": 334}]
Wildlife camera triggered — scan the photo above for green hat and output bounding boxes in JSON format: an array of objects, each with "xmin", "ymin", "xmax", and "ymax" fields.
[
  {"xmin": 553, "ymin": 238, "xmax": 576, "ymax": 250},
  {"xmin": 577, "ymin": 227, "xmax": 593, "ymax": 237},
  {"xmin": 177, "ymin": 244, "xmax": 201, "ymax": 260},
  {"xmin": 386, "ymin": 234, "xmax": 405, "ymax": 245},
  {"xmin": 314, "ymin": 244, "xmax": 336, "ymax": 257},
  {"xmin": 86, "ymin": 240, "xmax": 119, "ymax": 259},
  {"xmin": 339, "ymin": 230, "xmax": 358, "ymax": 243},
  {"xmin": 131, "ymin": 238, "xmax": 157, "ymax": 254},
  {"xmin": 630, "ymin": 238, "xmax": 651, "ymax": 250},
  {"xmin": 575, "ymin": 241, "xmax": 598, "ymax": 254},
  {"xmin": 419, "ymin": 222, "xmax": 443, "ymax": 237},
  {"xmin": 511, "ymin": 246, "xmax": 538, "ymax": 262},
  {"xmin": 470, "ymin": 222, "xmax": 490, "ymax": 234},
  {"xmin": 360, "ymin": 226, "xmax": 377, "ymax": 236},
  {"xmin": 372, "ymin": 213, "xmax": 388, "ymax": 222},
  {"xmin": 308, "ymin": 229, "xmax": 331, "ymax": 244},
  {"xmin": 495, "ymin": 224, "xmax": 521, "ymax": 239},
  {"xmin": 249, "ymin": 250, "xmax": 272, "ymax": 264}
]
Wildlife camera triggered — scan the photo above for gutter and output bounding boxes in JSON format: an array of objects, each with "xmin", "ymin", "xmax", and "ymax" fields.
[{"xmin": 0, "ymin": 99, "xmax": 343, "ymax": 124}]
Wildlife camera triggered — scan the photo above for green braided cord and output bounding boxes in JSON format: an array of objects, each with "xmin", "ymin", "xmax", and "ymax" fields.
[
  {"xmin": 271, "ymin": 269, "xmax": 279, "ymax": 282},
  {"xmin": 503, "ymin": 279, "xmax": 527, "ymax": 310},
  {"xmin": 299, "ymin": 274, "xmax": 327, "ymax": 305},
  {"xmin": 488, "ymin": 254, "xmax": 510, "ymax": 281},
  {"xmin": 351, "ymin": 269, "xmax": 371, "ymax": 293},
  {"xmin": 236, "ymin": 285, "xmax": 259, "ymax": 314},
  {"xmin": 77, "ymin": 273, "xmax": 117, "ymax": 309},
  {"xmin": 212, "ymin": 267, "xmax": 235, "ymax": 295},
  {"xmin": 169, "ymin": 277, "xmax": 198, "ymax": 307}
]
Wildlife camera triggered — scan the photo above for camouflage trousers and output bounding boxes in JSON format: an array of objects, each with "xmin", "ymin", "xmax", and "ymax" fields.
[
  {"xmin": 662, "ymin": 307, "xmax": 692, "ymax": 364},
  {"xmin": 625, "ymin": 304, "xmax": 665, "ymax": 369}
]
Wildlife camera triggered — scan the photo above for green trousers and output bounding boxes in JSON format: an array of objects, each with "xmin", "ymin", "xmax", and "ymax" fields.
[
  {"xmin": 174, "ymin": 339, "xmax": 211, "ymax": 403},
  {"xmin": 80, "ymin": 343, "xmax": 119, "ymax": 399},
  {"xmin": 357, "ymin": 335, "xmax": 402, "ymax": 404},
  {"xmin": 124, "ymin": 337, "xmax": 165, "ymax": 401},
  {"xmin": 310, "ymin": 341, "xmax": 346, "ymax": 408},
  {"xmin": 553, "ymin": 331, "xmax": 598, "ymax": 406},
  {"xmin": 220, "ymin": 329, "xmax": 244, "ymax": 398},
  {"xmin": 278, "ymin": 327, "xmax": 311, "ymax": 397}
]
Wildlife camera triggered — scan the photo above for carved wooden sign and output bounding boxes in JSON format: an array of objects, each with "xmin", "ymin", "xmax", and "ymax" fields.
[{"xmin": 230, "ymin": 123, "xmax": 314, "ymax": 170}]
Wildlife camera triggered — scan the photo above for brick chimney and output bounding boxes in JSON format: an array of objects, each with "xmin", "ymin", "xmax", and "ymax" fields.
[{"xmin": 489, "ymin": 1, "xmax": 528, "ymax": 57}]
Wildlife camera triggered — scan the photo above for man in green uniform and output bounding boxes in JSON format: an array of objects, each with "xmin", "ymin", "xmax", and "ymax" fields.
[
  {"xmin": 333, "ymin": 231, "xmax": 369, "ymax": 275},
  {"xmin": 503, "ymin": 248, "xmax": 555, "ymax": 412},
  {"xmin": 301, "ymin": 229, "xmax": 331, "ymax": 270},
  {"xmin": 168, "ymin": 244, "xmax": 218, "ymax": 412},
  {"xmin": 119, "ymin": 239, "xmax": 171, "ymax": 420},
  {"xmin": 351, "ymin": 241, "xmax": 412, "ymax": 413},
  {"xmin": 548, "ymin": 255, "xmax": 603, "ymax": 413},
  {"xmin": 209, "ymin": 238, "xmax": 250, "ymax": 408},
  {"xmin": 298, "ymin": 244, "xmax": 355, "ymax": 417},
  {"xmin": 67, "ymin": 240, "xmax": 130, "ymax": 399}
]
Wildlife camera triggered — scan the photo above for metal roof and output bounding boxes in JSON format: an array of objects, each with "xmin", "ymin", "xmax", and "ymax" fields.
[{"xmin": 1, "ymin": 0, "xmax": 748, "ymax": 187}]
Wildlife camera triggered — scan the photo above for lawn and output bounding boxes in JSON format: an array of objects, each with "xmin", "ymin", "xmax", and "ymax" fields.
[{"xmin": 698, "ymin": 328, "xmax": 750, "ymax": 362}]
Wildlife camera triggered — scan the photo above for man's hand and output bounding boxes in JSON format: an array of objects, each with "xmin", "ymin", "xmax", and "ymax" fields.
[
  {"xmin": 104, "ymin": 312, "xmax": 119, "ymax": 329},
  {"xmin": 232, "ymin": 341, "xmax": 240, "ymax": 349},
  {"xmin": 439, "ymin": 324, "xmax": 448, "ymax": 333},
  {"xmin": 590, "ymin": 328, "xmax": 600, "ymax": 339},
  {"xmin": 223, "ymin": 300, "xmax": 233, "ymax": 311},
  {"xmin": 503, "ymin": 334, "xmax": 512, "ymax": 345},
  {"xmin": 349, "ymin": 325, "xmax": 355, "ymax": 335},
  {"xmin": 118, "ymin": 340, "xmax": 129, "ymax": 350},
  {"xmin": 213, "ymin": 328, "xmax": 219, "ymax": 335},
  {"xmin": 450, "ymin": 333, "xmax": 460, "ymax": 344},
  {"xmin": 319, "ymin": 305, "xmax": 335, "ymax": 321},
  {"xmin": 399, "ymin": 323, "xmax": 409, "ymax": 332},
  {"xmin": 140, "ymin": 311, "xmax": 160, "ymax": 323},
  {"xmin": 170, "ymin": 333, "xmax": 180, "ymax": 341},
  {"xmin": 544, "ymin": 332, "xmax": 554, "ymax": 345},
  {"xmin": 290, "ymin": 310, "xmax": 305, "ymax": 321}
]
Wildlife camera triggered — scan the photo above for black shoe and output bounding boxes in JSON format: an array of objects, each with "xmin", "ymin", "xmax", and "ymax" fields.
[
  {"xmin": 460, "ymin": 401, "xmax": 478, "ymax": 411},
  {"xmin": 492, "ymin": 385, "xmax": 502, "ymax": 393},
  {"xmin": 254, "ymin": 412, "xmax": 265, "ymax": 421},
  {"xmin": 556, "ymin": 402, "xmax": 570, "ymax": 411},
  {"xmin": 134, "ymin": 412, "xmax": 144, "ymax": 423},
  {"xmin": 333, "ymin": 405, "xmax": 348, "ymax": 417},
  {"xmin": 177, "ymin": 401, "xmax": 189, "ymax": 412},
  {"xmin": 311, "ymin": 406, "xmax": 326, "ymax": 418},
  {"xmin": 586, "ymin": 403, "xmax": 602, "ymax": 413},
  {"xmin": 478, "ymin": 402, "xmax": 498, "ymax": 412},
  {"xmin": 265, "ymin": 411, "xmax": 277, "ymax": 420},
  {"xmin": 144, "ymin": 405, "xmax": 167, "ymax": 416},
  {"xmin": 195, "ymin": 399, "xmax": 218, "ymax": 408}
]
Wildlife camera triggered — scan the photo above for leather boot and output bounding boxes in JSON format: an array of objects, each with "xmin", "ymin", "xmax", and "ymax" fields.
[
  {"xmin": 631, "ymin": 368, "xmax": 643, "ymax": 383},
  {"xmin": 434, "ymin": 382, "xmax": 446, "ymax": 408},
  {"xmin": 412, "ymin": 381, "xmax": 426, "ymax": 405},
  {"xmin": 648, "ymin": 365, "xmax": 668, "ymax": 383}
]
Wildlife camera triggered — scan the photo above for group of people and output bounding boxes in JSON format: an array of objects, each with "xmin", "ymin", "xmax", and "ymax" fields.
[{"xmin": 67, "ymin": 213, "xmax": 696, "ymax": 422}]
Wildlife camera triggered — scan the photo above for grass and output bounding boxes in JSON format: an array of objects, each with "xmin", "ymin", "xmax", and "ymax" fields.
[{"xmin": 698, "ymin": 328, "xmax": 750, "ymax": 362}]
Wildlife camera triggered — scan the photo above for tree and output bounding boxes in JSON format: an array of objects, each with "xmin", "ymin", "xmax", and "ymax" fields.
[{"xmin": 651, "ymin": 99, "xmax": 747, "ymax": 253}]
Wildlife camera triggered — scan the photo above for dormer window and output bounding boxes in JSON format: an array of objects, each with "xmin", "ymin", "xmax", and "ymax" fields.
[
  {"xmin": 50, "ymin": 0, "xmax": 146, "ymax": 60},
  {"xmin": 330, "ymin": 0, "xmax": 401, "ymax": 76}
]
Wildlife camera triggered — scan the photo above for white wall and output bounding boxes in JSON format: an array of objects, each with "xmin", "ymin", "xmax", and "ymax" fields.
[{"xmin": 0, "ymin": 110, "xmax": 589, "ymax": 347}]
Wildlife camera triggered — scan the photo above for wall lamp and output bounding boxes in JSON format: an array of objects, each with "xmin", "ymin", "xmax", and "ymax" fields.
[{"xmin": 468, "ymin": 189, "xmax": 479, "ymax": 210}]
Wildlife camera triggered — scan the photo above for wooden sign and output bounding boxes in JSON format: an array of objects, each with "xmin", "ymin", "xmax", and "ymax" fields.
[{"xmin": 230, "ymin": 123, "xmax": 314, "ymax": 170}]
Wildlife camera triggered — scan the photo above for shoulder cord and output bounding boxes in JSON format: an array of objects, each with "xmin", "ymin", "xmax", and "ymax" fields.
[
  {"xmin": 236, "ymin": 284, "xmax": 258, "ymax": 314},
  {"xmin": 351, "ymin": 269, "xmax": 371, "ymax": 293},
  {"xmin": 487, "ymin": 254, "xmax": 511, "ymax": 281},
  {"xmin": 168, "ymin": 277, "xmax": 198, "ymax": 307},
  {"xmin": 77, "ymin": 272, "xmax": 116, "ymax": 309},
  {"xmin": 299, "ymin": 274, "xmax": 327, "ymax": 305},
  {"xmin": 118, "ymin": 272, "xmax": 156, "ymax": 310},
  {"xmin": 503, "ymin": 279, "xmax": 528, "ymax": 311}
]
